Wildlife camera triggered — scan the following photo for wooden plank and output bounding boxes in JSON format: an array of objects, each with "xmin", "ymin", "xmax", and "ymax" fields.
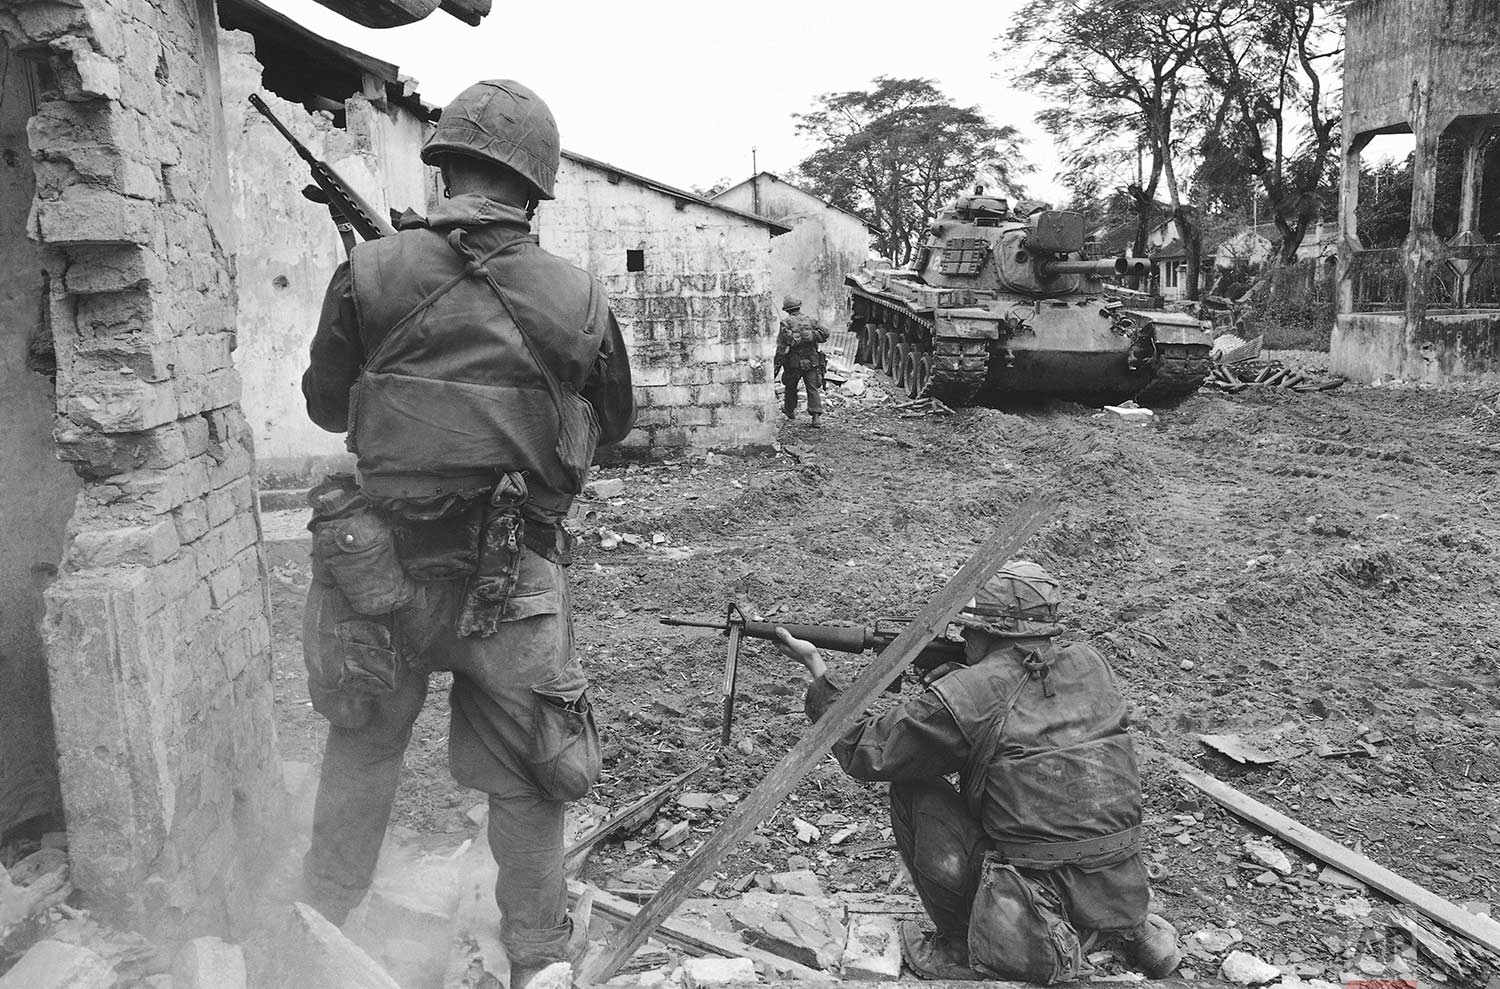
[
  {"xmin": 1169, "ymin": 756, "xmax": 1500, "ymax": 954},
  {"xmin": 569, "ymin": 882, "xmax": 823, "ymax": 981},
  {"xmin": 581, "ymin": 492, "xmax": 1061, "ymax": 983}
]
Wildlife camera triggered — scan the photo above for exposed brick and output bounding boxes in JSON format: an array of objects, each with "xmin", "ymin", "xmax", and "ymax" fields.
[
  {"xmin": 62, "ymin": 375, "xmax": 178, "ymax": 433},
  {"xmin": 67, "ymin": 519, "xmax": 180, "ymax": 570},
  {"xmin": 668, "ymin": 365, "xmax": 714, "ymax": 386},
  {"xmin": 670, "ymin": 406, "xmax": 712, "ymax": 427},
  {"xmin": 63, "ymin": 245, "xmax": 165, "ymax": 295},
  {"xmin": 33, "ymin": 184, "xmax": 156, "ymax": 246}
]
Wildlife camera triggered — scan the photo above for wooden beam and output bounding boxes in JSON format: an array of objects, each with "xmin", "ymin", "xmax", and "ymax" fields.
[
  {"xmin": 568, "ymin": 882, "xmax": 823, "ymax": 981},
  {"xmin": 1168, "ymin": 756, "xmax": 1500, "ymax": 954},
  {"xmin": 580, "ymin": 492, "xmax": 1061, "ymax": 983}
]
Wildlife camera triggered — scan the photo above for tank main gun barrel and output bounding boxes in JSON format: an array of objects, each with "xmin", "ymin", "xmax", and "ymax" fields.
[{"xmin": 1039, "ymin": 256, "xmax": 1152, "ymax": 279}]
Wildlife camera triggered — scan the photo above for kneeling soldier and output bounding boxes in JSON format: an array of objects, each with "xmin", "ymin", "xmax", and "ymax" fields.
[{"xmin": 774, "ymin": 561, "xmax": 1180, "ymax": 982}]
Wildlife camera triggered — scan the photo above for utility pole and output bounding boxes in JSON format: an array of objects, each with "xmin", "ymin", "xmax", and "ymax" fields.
[{"xmin": 751, "ymin": 146, "xmax": 760, "ymax": 214}]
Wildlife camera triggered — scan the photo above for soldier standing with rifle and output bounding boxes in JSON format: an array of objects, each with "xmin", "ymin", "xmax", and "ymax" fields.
[
  {"xmin": 775, "ymin": 295, "xmax": 830, "ymax": 427},
  {"xmin": 296, "ymin": 80, "xmax": 634, "ymax": 987},
  {"xmin": 773, "ymin": 561, "xmax": 1182, "ymax": 983}
]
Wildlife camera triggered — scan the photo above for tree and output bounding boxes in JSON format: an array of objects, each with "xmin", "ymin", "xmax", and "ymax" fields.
[
  {"xmin": 1192, "ymin": 0, "xmax": 1343, "ymax": 264},
  {"xmin": 793, "ymin": 77, "xmax": 1027, "ymax": 266},
  {"xmin": 1005, "ymin": 0, "xmax": 1216, "ymax": 298}
]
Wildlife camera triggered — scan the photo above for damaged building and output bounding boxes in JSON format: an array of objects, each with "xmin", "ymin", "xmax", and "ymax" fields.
[{"xmin": 1332, "ymin": 0, "xmax": 1500, "ymax": 383}]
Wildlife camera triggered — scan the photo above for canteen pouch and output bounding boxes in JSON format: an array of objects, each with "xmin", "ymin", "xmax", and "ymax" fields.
[
  {"xmin": 967, "ymin": 854, "xmax": 1085, "ymax": 985},
  {"xmin": 308, "ymin": 475, "xmax": 416, "ymax": 615}
]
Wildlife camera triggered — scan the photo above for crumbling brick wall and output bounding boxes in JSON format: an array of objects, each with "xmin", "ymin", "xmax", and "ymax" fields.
[
  {"xmin": 538, "ymin": 155, "xmax": 777, "ymax": 452},
  {"xmin": 0, "ymin": 0, "xmax": 281, "ymax": 937}
]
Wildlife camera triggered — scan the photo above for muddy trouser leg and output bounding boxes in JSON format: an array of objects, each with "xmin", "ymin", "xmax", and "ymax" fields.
[
  {"xmin": 889, "ymin": 779, "xmax": 992, "ymax": 936},
  {"xmin": 782, "ymin": 364, "xmax": 801, "ymax": 416},
  {"xmin": 444, "ymin": 553, "xmax": 599, "ymax": 968},
  {"xmin": 301, "ymin": 607, "xmax": 431, "ymax": 924},
  {"xmin": 804, "ymin": 367, "xmax": 824, "ymax": 417}
]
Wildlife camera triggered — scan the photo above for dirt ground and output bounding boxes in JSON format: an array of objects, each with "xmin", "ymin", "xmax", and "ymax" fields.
[{"xmin": 264, "ymin": 372, "xmax": 1500, "ymax": 985}]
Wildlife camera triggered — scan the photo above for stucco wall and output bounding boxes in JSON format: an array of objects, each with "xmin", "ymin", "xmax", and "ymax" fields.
[
  {"xmin": 220, "ymin": 28, "xmax": 433, "ymax": 481},
  {"xmin": 714, "ymin": 175, "xmax": 870, "ymax": 333},
  {"xmin": 0, "ymin": 47, "xmax": 79, "ymax": 837},
  {"xmin": 537, "ymin": 157, "xmax": 777, "ymax": 451}
]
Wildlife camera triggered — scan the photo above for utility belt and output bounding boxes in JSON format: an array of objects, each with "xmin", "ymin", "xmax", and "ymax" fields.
[{"xmin": 306, "ymin": 471, "xmax": 571, "ymax": 635}]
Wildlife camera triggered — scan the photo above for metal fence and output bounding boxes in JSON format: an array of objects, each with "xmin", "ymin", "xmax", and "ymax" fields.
[{"xmin": 1348, "ymin": 244, "xmax": 1500, "ymax": 312}]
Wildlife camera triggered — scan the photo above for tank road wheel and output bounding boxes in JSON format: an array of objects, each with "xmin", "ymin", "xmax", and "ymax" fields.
[
  {"xmin": 908, "ymin": 350, "xmax": 932, "ymax": 399},
  {"xmin": 894, "ymin": 340, "xmax": 911, "ymax": 389},
  {"xmin": 856, "ymin": 323, "xmax": 875, "ymax": 365},
  {"xmin": 881, "ymin": 330, "xmax": 897, "ymax": 378},
  {"xmin": 901, "ymin": 349, "xmax": 921, "ymax": 398}
]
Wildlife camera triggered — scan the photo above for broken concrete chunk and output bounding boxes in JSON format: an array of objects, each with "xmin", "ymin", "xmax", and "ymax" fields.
[
  {"xmin": 658, "ymin": 821, "xmax": 691, "ymax": 850},
  {"xmin": 729, "ymin": 890, "xmax": 845, "ymax": 970},
  {"xmin": 768, "ymin": 870, "xmax": 824, "ymax": 898},
  {"xmin": 676, "ymin": 793, "xmax": 715, "ymax": 811},
  {"xmin": 1243, "ymin": 840, "xmax": 1294, "ymax": 875},
  {"xmin": 1186, "ymin": 927, "xmax": 1243, "ymax": 955},
  {"xmin": 792, "ymin": 818, "xmax": 820, "ymax": 844},
  {"xmin": 681, "ymin": 957, "xmax": 757, "ymax": 987},
  {"xmin": 172, "ymin": 936, "xmax": 247, "ymax": 989},
  {"xmin": 1220, "ymin": 950, "xmax": 1282, "ymax": 984},
  {"xmin": 842, "ymin": 914, "xmax": 901, "ymax": 980},
  {"xmin": 526, "ymin": 962, "xmax": 575, "ymax": 989},
  {"xmin": 0, "ymin": 939, "xmax": 117, "ymax": 988},
  {"xmin": 585, "ymin": 478, "xmax": 626, "ymax": 499},
  {"xmin": 278, "ymin": 902, "xmax": 401, "ymax": 989}
]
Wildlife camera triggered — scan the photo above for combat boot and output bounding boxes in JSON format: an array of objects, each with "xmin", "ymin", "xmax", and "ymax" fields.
[
  {"xmin": 810, "ymin": 414, "xmax": 822, "ymax": 429},
  {"xmin": 781, "ymin": 407, "xmax": 795, "ymax": 421},
  {"xmin": 1120, "ymin": 913, "xmax": 1181, "ymax": 978},
  {"xmin": 898, "ymin": 921, "xmax": 983, "ymax": 981}
]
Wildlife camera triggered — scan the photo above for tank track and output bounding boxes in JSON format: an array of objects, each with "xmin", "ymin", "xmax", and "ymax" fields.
[
  {"xmin": 1132, "ymin": 345, "xmax": 1213, "ymax": 406},
  {"xmin": 855, "ymin": 291, "xmax": 989, "ymax": 406}
]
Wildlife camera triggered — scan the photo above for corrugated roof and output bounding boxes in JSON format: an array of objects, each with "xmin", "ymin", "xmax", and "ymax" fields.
[{"xmin": 562, "ymin": 152, "xmax": 792, "ymax": 235}]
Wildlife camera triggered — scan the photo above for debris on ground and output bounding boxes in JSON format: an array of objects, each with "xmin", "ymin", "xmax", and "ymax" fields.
[{"xmin": 1208, "ymin": 360, "xmax": 1344, "ymax": 393}]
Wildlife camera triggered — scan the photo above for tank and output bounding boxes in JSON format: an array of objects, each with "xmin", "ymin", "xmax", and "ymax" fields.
[{"xmin": 847, "ymin": 194, "xmax": 1214, "ymax": 406}]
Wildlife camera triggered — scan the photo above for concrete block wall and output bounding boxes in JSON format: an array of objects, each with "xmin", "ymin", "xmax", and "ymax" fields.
[
  {"xmin": 538, "ymin": 156, "xmax": 778, "ymax": 452},
  {"xmin": 1, "ymin": 0, "xmax": 282, "ymax": 938}
]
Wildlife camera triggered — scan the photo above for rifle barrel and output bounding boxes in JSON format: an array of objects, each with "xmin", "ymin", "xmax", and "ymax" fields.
[
  {"xmin": 248, "ymin": 94, "xmax": 317, "ymax": 166},
  {"xmin": 659, "ymin": 616, "xmax": 726, "ymax": 631}
]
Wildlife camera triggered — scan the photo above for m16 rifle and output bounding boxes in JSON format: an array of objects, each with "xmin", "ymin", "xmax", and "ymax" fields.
[
  {"xmin": 248, "ymin": 93, "xmax": 398, "ymax": 255},
  {"xmin": 661, "ymin": 609, "xmax": 968, "ymax": 746}
]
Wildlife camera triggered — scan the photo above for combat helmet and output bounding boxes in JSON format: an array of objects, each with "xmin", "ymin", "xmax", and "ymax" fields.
[
  {"xmin": 953, "ymin": 560, "xmax": 1062, "ymax": 637},
  {"xmin": 422, "ymin": 80, "xmax": 560, "ymax": 200},
  {"xmin": 782, "ymin": 295, "xmax": 803, "ymax": 313}
]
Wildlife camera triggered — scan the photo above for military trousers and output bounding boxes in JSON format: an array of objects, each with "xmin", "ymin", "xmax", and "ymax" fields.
[
  {"xmin": 301, "ymin": 547, "xmax": 599, "ymax": 968},
  {"xmin": 888, "ymin": 779, "xmax": 1149, "ymax": 939},
  {"xmin": 781, "ymin": 364, "xmax": 824, "ymax": 418}
]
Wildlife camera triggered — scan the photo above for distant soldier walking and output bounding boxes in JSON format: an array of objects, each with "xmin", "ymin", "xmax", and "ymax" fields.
[{"xmin": 775, "ymin": 295, "xmax": 829, "ymax": 427}]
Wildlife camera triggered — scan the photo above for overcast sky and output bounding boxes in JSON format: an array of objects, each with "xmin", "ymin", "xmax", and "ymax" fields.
[{"xmin": 256, "ymin": 0, "xmax": 1072, "ymax": 201}]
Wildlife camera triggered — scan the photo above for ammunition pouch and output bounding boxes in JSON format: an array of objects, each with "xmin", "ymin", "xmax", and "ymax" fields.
[
  {"xmin": 968, "ymin": 854, "xmax": 1085, "ymax": 985},
  {"xmin": 303, "ymin": 582, "xmax": 403, "ymax": 730},
  {"xmin": 307, "ymin": 474, "xmax": 416, "ymax": 615}
]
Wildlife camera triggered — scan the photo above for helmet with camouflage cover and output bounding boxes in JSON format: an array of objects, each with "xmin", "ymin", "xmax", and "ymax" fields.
[
  {"xmin": 421, "ymin": 80, "xmax": 560, "ymax": 200},
  {"xmin": 953, "ymin": 560, "xmax": 1062, "ymax": 638},
  {"xmin": 782, "ymin": 295, "xmax": 803, "ymax": 313}
]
